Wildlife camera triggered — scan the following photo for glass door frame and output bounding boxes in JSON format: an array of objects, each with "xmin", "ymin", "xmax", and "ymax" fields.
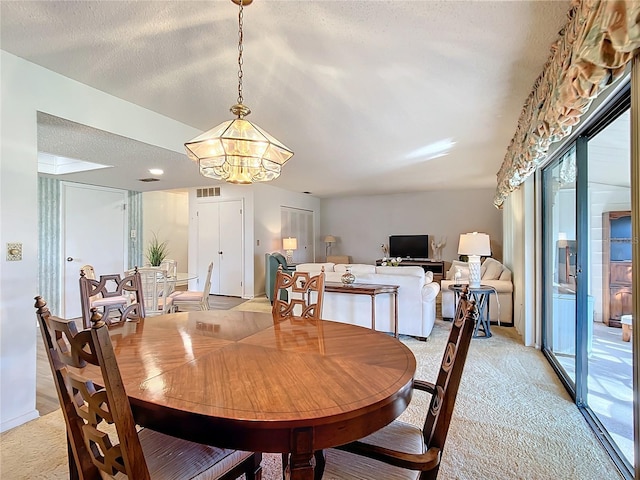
[{"xmin": 540, "ymin": 84, "xmax": 632, "ymax": 478}]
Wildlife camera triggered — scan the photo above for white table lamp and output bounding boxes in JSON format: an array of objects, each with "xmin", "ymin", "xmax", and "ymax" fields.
[
  {"xmin": 283, "ymin": 237, "xmax": 298, "ymax": 264},
  {"xmin": 458, "ymin": 232, "xmax": 491, "ymax": 288},
  {"xmin": 324, "ymin": 235, "xmax": 336, "ymax": 259}
]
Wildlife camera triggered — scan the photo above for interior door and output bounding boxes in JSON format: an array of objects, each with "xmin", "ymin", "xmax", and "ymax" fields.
[
  {"xmin": 196, "ymin": 199, "xmax": 243, "ymax": 297},
  {"xmin": 62, "ymin": 183, "xmax": 127, "ymax": 319},
  {"xmin": 281, "ymin": 206, "xmax": 314, "ymax": 263},
  {"xmin": 218, "ymin": 200, "xmax": 243, "ymax": 296},
  {"xmin": 197, "ymin": 202, "xmax": 220, "ymax": 294}
]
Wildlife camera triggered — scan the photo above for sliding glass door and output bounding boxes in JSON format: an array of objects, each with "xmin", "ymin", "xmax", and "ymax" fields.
[
  {"xmin": 541, "ymin": 86, "xmax": 633, "ymax": 477},
  {"xmin": 542, "ymin": 147, "xmax": 577, "ymax": 385}
]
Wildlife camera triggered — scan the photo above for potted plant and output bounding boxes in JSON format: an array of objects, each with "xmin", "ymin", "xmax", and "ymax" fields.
[{"xmin": 146, "ymin": 233, "xmax": 169, "ymax": 266}]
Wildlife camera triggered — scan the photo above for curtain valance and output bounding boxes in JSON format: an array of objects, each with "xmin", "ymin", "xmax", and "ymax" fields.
[{"xmin": 494, "ymin": 0, "xmax": 640, "ymax": 208}]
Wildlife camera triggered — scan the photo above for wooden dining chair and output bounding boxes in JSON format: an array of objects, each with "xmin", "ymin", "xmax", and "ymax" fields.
[
  {"xmin": 319, "ymin": 287, "xmax": 477, "ymax": 480},
  {"xmin": 169, "ymin": 261, "xmax": 213, "ymax": 311},
  {"xmin": 271, "ymin": 266, "xmax": 326, "ymax": 321},
  {"xmin": 273, "ymin": 266, "xmax": 326, "ymax": 476},
  {"xmin": 34, "ymin": 296, "xmax": 262, "ymax": 480},
  {"xmin": 79, "ymin": 268, "xmax": 145, "ymax": 329}
]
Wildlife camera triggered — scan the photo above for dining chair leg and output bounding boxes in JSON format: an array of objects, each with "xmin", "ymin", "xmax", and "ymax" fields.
[
  {"xmin": 244, "ymin": 452, "xmax": 263, "ymax": 480},
  {"xmin": 313, "ymin": 450, "xmax": 325, "ymax": 480}
]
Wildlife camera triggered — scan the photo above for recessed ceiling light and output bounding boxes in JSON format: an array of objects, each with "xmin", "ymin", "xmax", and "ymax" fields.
[
  {"xmin": 37, "ymin": 152, "xmax": 112, "ymax": 175},
  {"xmin": 149, "ymin": 168, "xmax": 164, "ymax": 175}
]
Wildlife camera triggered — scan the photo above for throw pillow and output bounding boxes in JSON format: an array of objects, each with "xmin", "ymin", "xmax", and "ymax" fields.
[
  {"xmin": 446, "ymin": 260, "xmax": 469, "ymax": 281},
  {"xmin": 482, "ymin": 257, "xmax": 504, "ymax": 280}
]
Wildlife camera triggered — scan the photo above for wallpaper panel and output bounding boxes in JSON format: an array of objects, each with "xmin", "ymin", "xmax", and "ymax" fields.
[{"xmin": 37, "ymin": 176, "xmax": 61, "ymax": 315}]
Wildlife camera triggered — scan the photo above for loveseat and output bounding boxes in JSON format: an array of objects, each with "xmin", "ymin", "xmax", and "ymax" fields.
[
  {"xmin": 440, "ymin": 257, "xmax": 513, "ymax": 324},
  {"xmin": 295, "ymin": 263, "xmax": 440, "ymax": 339}
]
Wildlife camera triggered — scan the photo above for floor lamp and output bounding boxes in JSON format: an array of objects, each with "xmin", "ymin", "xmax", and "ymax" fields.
[
  {"xmin": 324, "ymin": 235, "xmax": 336, "ymax": 260},
  {"xmin": 458, "ymin": 232, "xmax": 491, "ymax": 288}
]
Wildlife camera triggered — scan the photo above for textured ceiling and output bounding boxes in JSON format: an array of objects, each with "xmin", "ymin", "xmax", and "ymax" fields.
[{"xmin": 1, "ymin": 0, "xmax": 572, "ymax": 196}]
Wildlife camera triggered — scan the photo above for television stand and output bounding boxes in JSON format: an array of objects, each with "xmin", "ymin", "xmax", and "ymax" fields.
[{"xmin": 375, "ymin": 259, "xmax": 446, "ymax": 284}]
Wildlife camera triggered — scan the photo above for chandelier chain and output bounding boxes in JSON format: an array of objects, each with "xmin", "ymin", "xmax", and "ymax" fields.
[{"xmin": 237, "ymin": 0, "xmax": 244, "ymax": 105}]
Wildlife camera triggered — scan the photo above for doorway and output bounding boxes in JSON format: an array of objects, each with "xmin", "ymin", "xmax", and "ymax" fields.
[{"xmin": 61, "ymin": 182, "xmax": 128, "ymax": 319}]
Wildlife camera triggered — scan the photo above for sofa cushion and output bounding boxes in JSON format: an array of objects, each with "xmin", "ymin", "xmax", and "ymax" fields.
[
  {"xmin": 446, "ymin": 260, "xmax": 469, "ymax": 281},
  {"xmin": 296, "ymin": 262, "xmax": 335, "ymax": 273},
  {"xmin": 482, "ymin": 257, "xmax": 504, "ymax": 280},
  {"xmin": 334, "ymin": 264, "xmax": 376, "ymax": 275},
  {"xmin": 375, "ymin": 266, "xmax": 425, "ymax": 278}
]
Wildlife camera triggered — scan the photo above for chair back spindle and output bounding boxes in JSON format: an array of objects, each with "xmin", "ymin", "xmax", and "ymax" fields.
[
  {"xmin": 423, "ymin": 287, "xmax": 476, "ymax": 462},
  {"xmin": 272, "ymin": 266, "xmax": 326, "ymax": 321},
  {"xmin": 79, "ymin": 268, "xmax": 145, "ymax": 329}
]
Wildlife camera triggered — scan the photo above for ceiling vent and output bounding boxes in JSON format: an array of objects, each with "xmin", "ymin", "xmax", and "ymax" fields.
[
  {"xmin": 138, "ymin": 178, "xmax": 160, "ymax": 182},
  {"xmin": 197, "ymin": 187, "xmax": 221, "ymax": 198}
]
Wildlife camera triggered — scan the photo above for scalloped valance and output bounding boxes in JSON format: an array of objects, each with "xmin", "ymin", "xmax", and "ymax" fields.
[{"xmin": 494, "ymin": 0, "xmax": 640, "ymax": 208}]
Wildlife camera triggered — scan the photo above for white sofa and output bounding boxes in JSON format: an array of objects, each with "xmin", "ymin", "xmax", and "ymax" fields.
[
  {"xmin": 440, "ymin": 257, "xmax": 513, "ymax": 324},
  {"xmin": 295, "ymin": 263, "xmax": 440, "ymax": 339}
]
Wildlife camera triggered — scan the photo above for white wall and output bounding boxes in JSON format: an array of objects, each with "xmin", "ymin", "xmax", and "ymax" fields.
[
  {"xmin": 253, "ymin": 184, "xmax": 321, "ymax": 295},
  {"xmin": 503, "ymin": 178, "xmax": 537, "ymax": 345},
  {"xmin": 0, "ymin": 51, "xmax": 200, "ymax": 432},
  {"xmin": 142, "ymin": 190, "xmax": 189, "ymax": 270},
  {"xmin": 320, "ymin": 188, "xmax": 503, "ymax": 265}
]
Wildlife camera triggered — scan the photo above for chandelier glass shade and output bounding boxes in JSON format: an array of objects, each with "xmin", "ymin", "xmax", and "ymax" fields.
[
  {"xmin": 185, "ymin": 105, "xmax": 294, "ymax": 184},
  {"xmin": 184, "ymin": 0, "xmax": 293, "ymax": 184}
]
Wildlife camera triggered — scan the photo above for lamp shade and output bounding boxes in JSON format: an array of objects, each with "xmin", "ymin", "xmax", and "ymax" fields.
[
  {"xmin": 283, "ymin": 237, "xmax": 298, "ymax": 251},
  {"xmin": 458, "ymin": 232, "xmax": 491, "ymax": 256},
  {"xmin": 185, "ymin": 115, "xmax": 293, "ymax": 184},
  {"xmin": 324, "ymin": 235, "xmax": 336, "ymax": 244}
]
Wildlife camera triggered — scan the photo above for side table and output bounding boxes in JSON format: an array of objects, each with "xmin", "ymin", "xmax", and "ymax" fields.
[
  {"xmin": 324, "ymin": 282, "xmax": 399, "ymax": 337},
  {"xmin": 448, "ymin": 284, "xmax": 494, "ymax": 338}
]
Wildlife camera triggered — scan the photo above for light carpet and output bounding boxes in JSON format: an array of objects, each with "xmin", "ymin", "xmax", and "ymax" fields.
[{"xmin": 1, "ymin": 297, "xmax": 622, "ymax": 479}]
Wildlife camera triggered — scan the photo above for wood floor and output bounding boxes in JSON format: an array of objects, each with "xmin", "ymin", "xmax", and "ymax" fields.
[{"xmin": 36, "ymin": 295, "xmax": 248, "ymax": 416}]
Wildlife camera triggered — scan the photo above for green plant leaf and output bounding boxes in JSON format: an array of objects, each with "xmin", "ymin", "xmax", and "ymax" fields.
[{"xmin": 146, "ymin": 232, "xmax": 169, "ymax": 266}]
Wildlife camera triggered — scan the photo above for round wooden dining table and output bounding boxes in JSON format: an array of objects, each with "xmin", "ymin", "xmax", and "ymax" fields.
[{"xmin": 89, "ymin": 310, "xmax": 416, "ymax": 480}]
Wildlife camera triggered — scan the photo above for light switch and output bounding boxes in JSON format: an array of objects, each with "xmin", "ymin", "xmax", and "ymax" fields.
[
  {"xmin": 7, "ymin": 242, "xmax": 22, "ymax": 261},
  {"xmin": 130, "ymin": 229, "xmax": 137, "ymax": 239}
]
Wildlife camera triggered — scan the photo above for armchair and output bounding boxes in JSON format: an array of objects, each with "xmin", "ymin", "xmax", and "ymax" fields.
[{"xmin": 265, "ymin": 252, "xmax": 292, "ymax": 302}]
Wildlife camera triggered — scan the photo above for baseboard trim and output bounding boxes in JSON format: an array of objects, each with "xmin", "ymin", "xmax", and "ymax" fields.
[{"xmin": 1, "ymin": 409, "xmax": 39, "ymax": 433}]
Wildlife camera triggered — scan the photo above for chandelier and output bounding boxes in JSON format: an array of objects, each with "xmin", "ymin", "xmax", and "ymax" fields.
[{"xmin": 184, "ymin": 0, "xmax": 293, "ymax": 184}]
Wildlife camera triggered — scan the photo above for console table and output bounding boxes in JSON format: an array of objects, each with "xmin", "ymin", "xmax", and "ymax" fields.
[
  {"xmin": 324, "ymin": 282, "xmax": 399, "ymax": 337},
  {"xmin": 375, "ymin": 259, "xmax": 446, "ymax": 283}
]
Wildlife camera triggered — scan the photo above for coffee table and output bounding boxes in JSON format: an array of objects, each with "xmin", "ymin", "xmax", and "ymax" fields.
[
  {"xmin": 81, "ymin": 310, "xmax": 415, "ymax": 480},
  {"xmin": 324, "ymin": 282, "xmax": 400, "ymax": 337}
]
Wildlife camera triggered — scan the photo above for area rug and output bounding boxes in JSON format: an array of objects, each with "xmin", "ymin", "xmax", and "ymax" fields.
[{"xmin": 1, "ymin": 300, "xmax": 622, "ymax": 479}]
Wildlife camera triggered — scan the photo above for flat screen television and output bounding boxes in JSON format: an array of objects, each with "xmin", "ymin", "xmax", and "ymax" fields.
[{"xmin": 389, "ymin": 235, "xmax": 429, "ymax": 259}]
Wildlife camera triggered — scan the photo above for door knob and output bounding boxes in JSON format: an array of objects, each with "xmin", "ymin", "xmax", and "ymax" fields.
[
  {"xmin": 218, "ymin": 251, "xmax": 223, "ymax": 255},
  {"xmin": 66, "ymin": 257, "xmax": 74, "ymax": 262}
]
